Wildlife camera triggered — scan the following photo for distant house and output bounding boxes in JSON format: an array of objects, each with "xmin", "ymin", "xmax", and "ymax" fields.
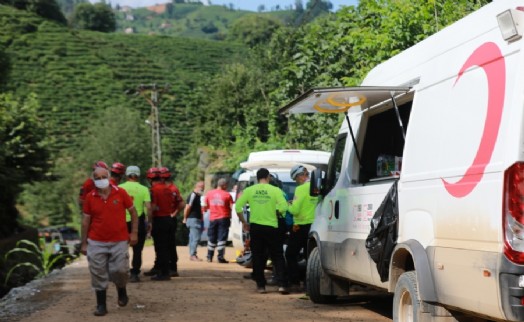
[
  {"xmin": 147, "ymin": 4, "xmax": 167, "ymax": 14},
  {"xmin": 125, "ymin": 14, "xmax": 134, "ymax": 21},
  {"xmin": 160, "ymin": 22, "xmax": 172, "ymax": 29},
  {"xmin": 124, "ymin": 27, "xmax": 135, "ymax": 34}
]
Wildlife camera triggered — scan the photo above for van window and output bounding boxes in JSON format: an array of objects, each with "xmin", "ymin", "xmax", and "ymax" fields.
[
  {"xmin": 358, "ymin": 99, "xmax": 413, "ymax": 183},
  {"xmin": 326, "ymin": 133, "xmax": 348, "ymax": 190}
]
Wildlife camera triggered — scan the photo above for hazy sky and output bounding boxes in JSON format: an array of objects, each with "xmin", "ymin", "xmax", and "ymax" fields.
[{"xmin": 94, "ymin": 0, "xmax": 359, "ymax": 11}]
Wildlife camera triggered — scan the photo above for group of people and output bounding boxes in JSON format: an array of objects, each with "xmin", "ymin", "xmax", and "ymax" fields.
[
  {"xmin": 79, "ymin": 161, "xmax": 187, "ymax": 316},
  {"xmin": 234, "ymin": 165, "xmax": 317, "ymax": 295},
  {"xmin": 78, "ymin": 160, "xmax": 318, "ymax": 316}
]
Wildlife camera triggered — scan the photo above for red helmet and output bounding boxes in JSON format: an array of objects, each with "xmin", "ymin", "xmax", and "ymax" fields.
[
  {"xmin": 92, "ymin": 161, "xmax": 109, "ymax": 170},
  {"xmin": 146, "ymin": 167, "xmax": 160, "ymax": 179},
  {"xmin": 111, "ymin": 162, "xmax": 126, "ymax": 174},
  {"xmin": 159, "ymin": 167, "xmax": 171, "ymax": 178}
]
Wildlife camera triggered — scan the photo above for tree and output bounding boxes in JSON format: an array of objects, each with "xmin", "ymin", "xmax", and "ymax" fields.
[
  {"xmin": 257, "ymin": 4, "xmax": 264, "ymax": 12},
  {"xmin": 18, "ymin": 105, "xmax": 151, "ymax": 227},
  {"xmin": 228, "ymin": 15, "xmax": 282, "ymax": 47},
  {"xmin": 0, "ymin": 93, "xmax": 50, "ymax": 238},
  {"xmin": 5, "ymin": 0, "xmax": 67, "ymax": 24},
  {"xmin": 70, "ymin": 2, "xmax": 116, "ymax": 32}
]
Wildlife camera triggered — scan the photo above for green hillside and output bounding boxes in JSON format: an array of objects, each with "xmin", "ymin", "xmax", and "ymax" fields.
[
  {"xmin": 0, "ymin": 4, "xmax": 246, "ymax": 157},
  {"xmin": 114, "ymin": 2, "xmax": 296, "ymax": 39}
]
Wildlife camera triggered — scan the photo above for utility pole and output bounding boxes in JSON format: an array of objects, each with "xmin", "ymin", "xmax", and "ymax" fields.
[{"xmin": 131, "ymin": 83, "xmax": 170, "ymax": 168}]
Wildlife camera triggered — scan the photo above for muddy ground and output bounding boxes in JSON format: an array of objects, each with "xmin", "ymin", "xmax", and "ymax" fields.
[{"xmin": 0, "ymin": 245, "xmax": 393, "ymax": 322}]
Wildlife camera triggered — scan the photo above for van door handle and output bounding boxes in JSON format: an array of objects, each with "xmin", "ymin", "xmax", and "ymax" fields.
[{"xmin": 334, "ymin": 200, "xmax": 340, "ymax": 219}]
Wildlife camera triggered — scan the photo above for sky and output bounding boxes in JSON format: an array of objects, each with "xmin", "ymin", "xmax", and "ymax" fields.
[{"xmin": 93, "ymin": 0, "xmax": 359, "ymax": 11}]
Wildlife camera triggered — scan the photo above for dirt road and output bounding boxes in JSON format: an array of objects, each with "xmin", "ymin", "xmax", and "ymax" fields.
[{"xmin": 0, "ymin": 245, "xmax": 393, "ymax": 322}]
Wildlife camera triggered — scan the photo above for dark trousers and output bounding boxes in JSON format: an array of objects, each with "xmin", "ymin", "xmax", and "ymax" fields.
[
  {"xmin": 250, "ymin": 223, "xmax": 286, "ymax": 288},
  {"xmin": 127, "ymin": 215, "xmax": 147, "ymax": 275},
  {"xmin": 169, "ymin": 217, "xmax": 178, "ymax": 271},
  {"xmin": 285, "ymin": 223, "xmax": 311, "ymax": 285},
  {"xmin": 152, "ymin": 216, "xmax": 175, "ymax": 276},
  {"xmin": 207, "ymin": 218, "xmax": 230, "ymax": 260}
]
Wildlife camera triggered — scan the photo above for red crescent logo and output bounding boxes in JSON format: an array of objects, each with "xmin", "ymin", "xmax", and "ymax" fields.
[{"xmin": 442, "ymin": 42, "xmax": 505, "ymax": 198}]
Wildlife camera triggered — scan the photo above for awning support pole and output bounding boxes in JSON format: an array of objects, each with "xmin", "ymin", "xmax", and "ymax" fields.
[
  {"xmin": 391, "ymin": 92, "xmax": 406, "ymax": 141},
  {"xmin": 344, "ymin": 112, "xmax": 362, "ymax": 168}
]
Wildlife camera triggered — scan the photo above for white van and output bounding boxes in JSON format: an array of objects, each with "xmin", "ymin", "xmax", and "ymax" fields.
[
  {"xmin": 279, "ymin": 2, "xmax": 524, "ymax": 321},
  {"xmin": 229, "ymin": 150, "xmax": 330, "ymax": 252}
]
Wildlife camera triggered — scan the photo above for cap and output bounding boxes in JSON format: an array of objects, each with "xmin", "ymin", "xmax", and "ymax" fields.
[
  {"xmin": 111, "ymin": 162, "xmax": 126, "ymax": 174},
  {"xmin": 125, "ymin": 166, "xmax": 140, "ymax": 177},
  {"xmin": 290, "ymin": 165, "xmax": 306, "ymax": 180}
]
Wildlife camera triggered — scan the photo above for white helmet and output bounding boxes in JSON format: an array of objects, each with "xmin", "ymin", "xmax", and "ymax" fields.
[{"xmin": 290, "ymin": 165, "xmax": 306, "ymax": 180}]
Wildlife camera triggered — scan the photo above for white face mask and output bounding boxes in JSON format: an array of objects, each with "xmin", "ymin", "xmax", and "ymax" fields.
[{"xmin": 94, "ymin": 178, "xmax": 110, "ymax": 189}]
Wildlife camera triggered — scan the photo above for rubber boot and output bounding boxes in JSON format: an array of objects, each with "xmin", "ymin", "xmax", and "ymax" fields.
[
  {"xmin": 94, "ymin": 290, "xmax": 107, "ymax": 316},
  {"xmin": 117, "ymin": 287, "xmax": 128, "ymax": 307}
]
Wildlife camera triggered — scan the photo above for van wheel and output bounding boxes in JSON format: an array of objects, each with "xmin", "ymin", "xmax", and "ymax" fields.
[
  {"xmin": 393, "ymin": 271, "xmax": 426, "ymax": 322},
  {"xmin": 306, "ymin": 247, "xmax": 336, "ymax": 304}
]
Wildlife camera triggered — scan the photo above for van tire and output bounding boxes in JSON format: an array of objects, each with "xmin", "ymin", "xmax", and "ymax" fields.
[
  {"xmin": 306, "ymin": 247, "xmax": 336, "ymax": 304},
  {"xmin": 393, "ymin": 271, "xmax": 428, "ymax": 322}
]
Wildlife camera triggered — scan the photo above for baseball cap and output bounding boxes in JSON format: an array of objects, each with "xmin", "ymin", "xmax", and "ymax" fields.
[
  {"xmin": 290, "ymin": 165, "xmax": 306, "ymax": 180},
  {"xmin": 125, "ymin": 166, "xmax": 140, "ymax": 177}
]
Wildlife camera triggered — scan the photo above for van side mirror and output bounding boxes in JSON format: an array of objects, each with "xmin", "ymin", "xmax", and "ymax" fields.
[{"xmin": 310, "ymin": 168, "xmax": 326, "ymax": 197}]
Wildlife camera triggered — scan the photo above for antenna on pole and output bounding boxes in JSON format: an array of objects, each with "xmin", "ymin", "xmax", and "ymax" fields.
[{"xmin": 128, "ymin": 83, "xmax": 170, "ymax": 168}]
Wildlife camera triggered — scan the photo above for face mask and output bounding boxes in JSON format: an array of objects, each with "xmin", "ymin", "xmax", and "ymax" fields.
[{"xmin": 94, "ymin": 178, "xmax": 110, "ymax": 189}]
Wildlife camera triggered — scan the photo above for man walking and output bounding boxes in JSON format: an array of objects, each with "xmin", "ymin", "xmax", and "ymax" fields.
[
  {"xmin": 78, "ymin": 161, "xmax": 108, "ymax": 210},
  {"xmin": 119, "ymin": 165, "xmax": 151, "ymax": 283},
  {"xmin": 80, "ymin": 166, "xmax": 138, "ymax": 316},
  {"xmin": 202, "ymin": 178, "xmax": 233, "ymax": 263},
  {"xmin": 183, "ymin": 181, "xmax": 205, "ymax": 261},
  {"xmin": 286, "ymin": 165, "xmax": 319, "ymax": 290},
  {"xmin": 235, "ymin": 168, "xmax": 289, "ymax": 294}
]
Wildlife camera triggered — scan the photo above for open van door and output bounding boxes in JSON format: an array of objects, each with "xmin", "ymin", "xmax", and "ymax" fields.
[{"xmin": 280, "ymin": 86, "xmax": 411, "ymax": 195}]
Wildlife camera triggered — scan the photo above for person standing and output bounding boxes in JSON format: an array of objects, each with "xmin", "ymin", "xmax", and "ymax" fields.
[
  {"xmin": 235, "ymin": 168, "xmax": 289, "ymax": 294},
  {"xmin": 80, "ymin": 166, "xmax": 138, "ymax": 316},
  {"xmin": 286, "ymin": 165, "xmax": 318, "ymax": 290},
  {"xmin": 202, "ymin": 178, "xmax": 233, "ymax": 263},
  {"xmin": 159, "ymin": 166, "xmax": 185, "ymax": 277},
  {"xmin": 183, "ymin": 181, "xmax": 205, "ymax": 261},
  {"xmin": 119, "ymin": 165, "xmax": 151, "ymax": 283},
  {"xmin": 148, "ymin": 167, "xmax": 176, "ymax": 281}
]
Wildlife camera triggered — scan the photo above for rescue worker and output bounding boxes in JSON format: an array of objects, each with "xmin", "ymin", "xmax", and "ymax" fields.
[
  {"xmin": 147, "ymin": 167, "xmax": 176, "ymax": 281},
  {"xmin": 80, "ymin": 166, "xmax": 138, "ymax": 316},
  {"xmin": 202, "ymin": 178, "xmax": 233, "ymax": 263},
  {"xmin": 235, "ymin": 168, "xmax": 289, "ymax": 294},
  {"xmin": 119, "ymin": 165, "xmax": 152, "ymax": 283},
  {"xmin": 110, "ymin": 162, "xmax": 126, "ymax": 185},
  {"xmin": 78, "ymin": 161, "xmax": 108, "ymax": 210},
  {"xmin": 286, "ymin": 164, "xmax": 318, "ymax": 290},
  {"xmin": 159, "ymin": 166, "xmax": 185, "ymax": 276}
]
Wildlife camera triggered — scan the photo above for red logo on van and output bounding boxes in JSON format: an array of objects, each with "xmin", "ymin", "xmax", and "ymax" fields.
[{"xmin": 442, "ymin": 42, "xmax": 505, "ymax": 198}]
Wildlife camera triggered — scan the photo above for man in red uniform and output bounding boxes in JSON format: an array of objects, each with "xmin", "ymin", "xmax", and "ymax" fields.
[
  {"xmin": 78, "ymin": 161, "xmax": 108, "ymax": 211},
  {"xmin": 80, "ymin": 166, "xmax": 138, "ymax": 316},
  {"xmin": 202, "ymin": 178, "xmax": 233, "ymax": 263},
  {"xmin": 159, "ymin": 167, "xmax": 185, "ymax": 276},
  {"xmin": 110, "ymin": 162, "xmax": 126, "ymax": 185},
  {"xmin": 148, "ymin": 167, "xmax": 176, "ymax": 280}
]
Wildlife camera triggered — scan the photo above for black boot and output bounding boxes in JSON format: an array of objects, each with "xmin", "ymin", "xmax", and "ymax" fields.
[
  {"xmin": 117, "ymin": 287, "xmax": 128, "ymax": 307},
  {"xmin": 94, "ymin": 290, "xmax": 107, "ymax": 316}
]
